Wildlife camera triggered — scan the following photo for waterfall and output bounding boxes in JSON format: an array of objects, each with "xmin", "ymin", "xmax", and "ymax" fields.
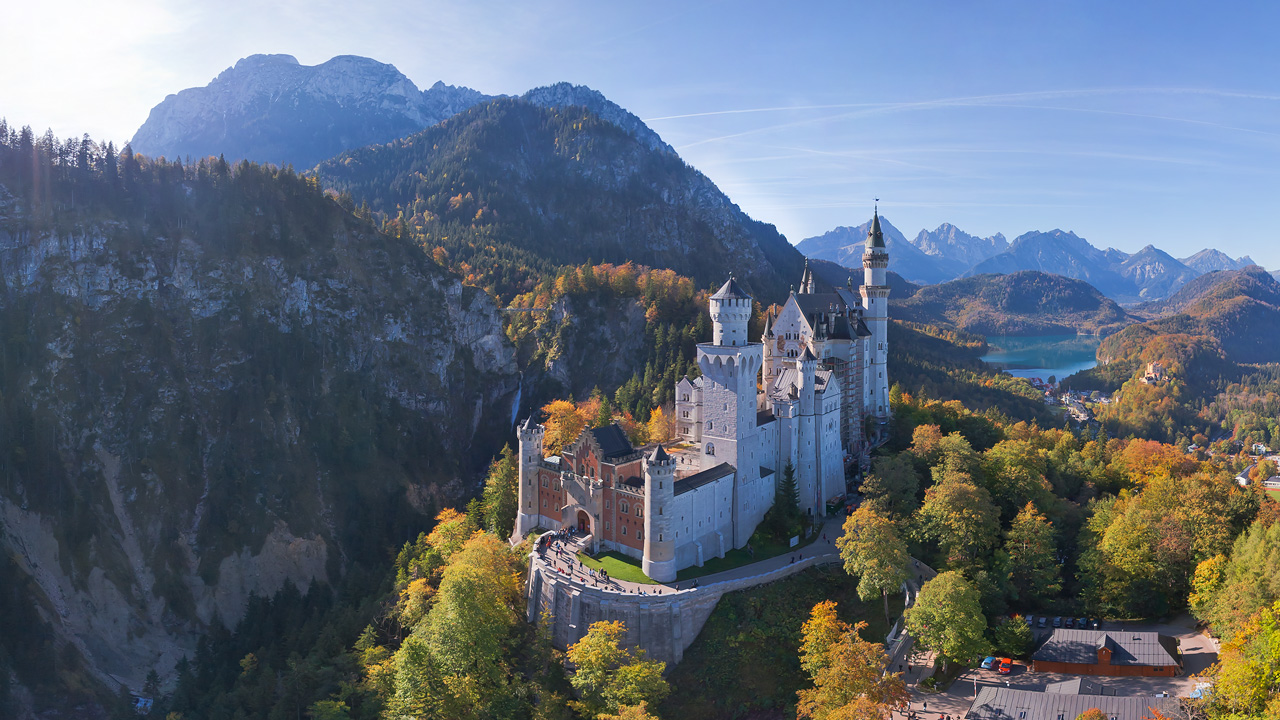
[{"xmin": 510, "ymin": 373, "xmax": 523, "ymax": 428}]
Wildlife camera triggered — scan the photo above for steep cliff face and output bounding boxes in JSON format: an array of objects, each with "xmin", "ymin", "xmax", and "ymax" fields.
[{"xmin": 0, "ymin": 163, "xmax": 518, "ymax": 703}]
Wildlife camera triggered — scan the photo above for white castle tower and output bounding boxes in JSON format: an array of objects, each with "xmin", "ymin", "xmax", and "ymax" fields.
[
  {"xmin": 795, "ymin": 346, "xmax": 820, "ymax": 516},
  {"xmin": 860, "ymin": 208, "xmax": 891, "ymax": 425},
  {"xmin": 642, "ymin": 445, "xmax": 677, "ymax": 582},
  {"xmin": 513, "ymin": 416, "xmax": 544, "ymax": 539},
  {"xmin": 697, "ymin": 276, "xmax": 767, "ymax": 547}
]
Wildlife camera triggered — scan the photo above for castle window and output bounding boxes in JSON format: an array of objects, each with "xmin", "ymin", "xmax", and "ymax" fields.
[
  {"xmin": 541, "ymin": 477, "xmax": 548, "ymax": 487},
  {"xmin": 637, "ymin": 531, "xmax": 643, "ymax": 540},
  {"xmin": 636, "ymin": 507, "xmax": 643, "ymax": 518},
  {"xmin": 706, "ymin": 443, "xmax": 715, "ymax": 456},
  {"xmin": 659, "ymin": 534, "xmax": 663, "ymax": 541},
  {"xmin": 620, "ymin": 501, "xmax": 629, "ymax": 514},
  {"xmin": 605, "ymin": 500, "xmax": 610, "ymax": 509},
  {"xmin": 707, "ymin": 420, "xmax": 713, "ymax": 430},
  {"xmin": 542, "ymin": 500, "xmax": 547, "ymax": 508},
  {"xmin": 622, "ymin": 526, "xmax": 627, "ymax": 536},
  {"xmin": 605, "ymin": 522, "xmax": 611, "ymax": 530}
]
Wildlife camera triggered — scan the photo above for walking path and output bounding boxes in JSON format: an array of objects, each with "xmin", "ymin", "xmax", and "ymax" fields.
[{"xmin": 531, "ymin": 514, "xmax": 849, "ymax": 597}]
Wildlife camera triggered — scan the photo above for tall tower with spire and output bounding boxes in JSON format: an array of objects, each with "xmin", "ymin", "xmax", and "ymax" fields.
[
  {"xmin": 698, "ymin": 275, "xmax": 767, "ymax": 547},
  {"xmin": 860, "ymin": 207, "xmax": 891, "ymax": 428},
  {"xmin": 514, "ymin": 416, "xmax": 545, "ymax": 538}
]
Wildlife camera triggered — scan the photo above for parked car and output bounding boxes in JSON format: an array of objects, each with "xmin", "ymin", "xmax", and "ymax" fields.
[
  {"xmin": 1038, "ymin": 616, "xmax": 1047, "ymax": 628},
  {"xmin": 1078, "ymin": 617, "xmax": 1087, "ymax": 629},
  {"xmin": 998, "ymin": 659, "xmax": 1013, "ymax": 674},
  {"xmin": 1024, "ymin": 615, "xmax": 1034, "ymax": 627},
  {"xmin": 1065, "ymin": 617, "xmax": 1074, "ymax": 628},
  {"xmin": 981, "ymin": 656, "xmax": 999, "ymax": 670},
  {"xmin": 1053, "ymin": 616, "xmax": 1063, "ymax": 628}
]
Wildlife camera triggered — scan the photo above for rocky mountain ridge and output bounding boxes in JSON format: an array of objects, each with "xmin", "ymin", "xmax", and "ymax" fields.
[
  {"xmin": 910, "ymin": 223, "xmax": 1008, "ymax": 268},
  {"xmin": 793, "ymin": 216, "xmax": 954, "ymax": 284},
  {"xmin": 131, "ymin": 54, "xmax": 492, "ymax": 169},
  {"xmin": 800, "ymin": 219, "xmax": 1262, "ymax": 305}
]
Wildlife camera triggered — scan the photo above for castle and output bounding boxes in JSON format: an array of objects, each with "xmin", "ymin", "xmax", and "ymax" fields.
[{"xmin": 513, "ymin": 211, "xmax": 891, "ymax": 581}]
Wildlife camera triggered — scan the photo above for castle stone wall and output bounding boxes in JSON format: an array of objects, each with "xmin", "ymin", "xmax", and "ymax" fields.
[{"xmin": 527, "ymin": 549, "xmax": 839, "ymax": 667}]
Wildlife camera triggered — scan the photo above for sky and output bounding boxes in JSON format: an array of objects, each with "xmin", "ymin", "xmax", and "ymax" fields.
[{"xmin": 3, "ymin": 1, "xmax": 1279, "ymax": 268}]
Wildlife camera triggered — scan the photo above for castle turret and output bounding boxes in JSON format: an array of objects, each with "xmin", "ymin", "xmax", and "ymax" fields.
[
  {"xmin": 796, "ymin": 348, "xmax": 819, "ymax": 517},
  {"xmin": 709, "ymin": 275, "xmax": 751, "ymax": 347},
  {"xmin": 860, "ymin": 207, "xmax": 890, "ymax": 425},
  {"xmin": 698, "ymin": 275, "xmax": 766, "ymax": 548},
  {"xmin": 761, "ymin": 312, "xmax": 776, "ymax": 381},
  {"xmin": 799, "ymin": 258, "xmax": 816, "ymax": 294},
  {"xmin": 797, "ymin": 346, "xmax": 817, "ymax": 416},
  {"xmin": 514, "ymin": 417, "xmax": 545, "ymax": 538},
  {"xmin": 642, "ymin": 445, "xmax": 677, "ymax": 582}
]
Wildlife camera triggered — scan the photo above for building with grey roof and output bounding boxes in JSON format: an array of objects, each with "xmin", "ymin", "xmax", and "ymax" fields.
[
  {"xmin": 1031, "ymin": 629, "xmax": 1181, "ymax": 677},
  {"xmin": 966, "ymin": 686, "xmax": 1179, "ymax": 720}
]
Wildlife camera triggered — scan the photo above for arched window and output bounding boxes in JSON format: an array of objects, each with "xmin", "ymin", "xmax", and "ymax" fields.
[
  {"xmin": 620, "ymin": 501, "xmax": 629, "ymax": 514},
  {"xmin": 706, "ymin": 443, "xmax": 715, "ymax": 456}
]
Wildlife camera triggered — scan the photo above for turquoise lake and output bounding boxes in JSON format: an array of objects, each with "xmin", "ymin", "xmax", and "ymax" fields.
[{"xmin": 979, "ymin": 334, "xmax": 1101, "ymax": 383}]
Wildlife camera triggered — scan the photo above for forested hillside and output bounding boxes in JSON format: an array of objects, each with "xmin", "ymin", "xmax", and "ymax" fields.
[
  {"xmin": 893, "ymin": 271, "xmax": 1132, "ymax": 336},
  {"xmin": 312, "ymin": 97, "xmax": 805, "ymax": 302},
  {"xmin": 1067, "ymin": 267, "xmax": 1280, "ymax": 448},
  {"xmin": 0, "ymin": 122, "xmax": 520, "ymax": 712}
]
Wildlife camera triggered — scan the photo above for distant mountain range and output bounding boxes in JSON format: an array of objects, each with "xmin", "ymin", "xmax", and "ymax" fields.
[
  {"xmin": 798, "ymin": 218, "xmax": 1261, "ymax": 305},
  {"xmin": 131, "ymin": 54, "xmax": 492, "ymax": 168}
]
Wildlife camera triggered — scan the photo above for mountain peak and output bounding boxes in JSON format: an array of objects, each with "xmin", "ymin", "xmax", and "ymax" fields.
[
  {"xmin": 523, "ymin": 82, "xmax": 674, "ymax": 156},
  {"xmin": 233, "ymin": 53, "xmax": 300, "ymax": 70},
  {"xmin": 1180, "ymin": 248, "xmax": 1255, "ymax": 274},
  {"xmin": 132, "ymin": 54, "xmax": 493, "ymax": 168},
  {"xmin": 910, "ymin": 223, "xmax": 1009, "ymax": 268}
]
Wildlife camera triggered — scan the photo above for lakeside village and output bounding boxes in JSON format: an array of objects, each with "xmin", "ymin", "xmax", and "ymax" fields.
[{"xmin": 510, "ymin": 217, "xmax": 1231, "ymax": 720}]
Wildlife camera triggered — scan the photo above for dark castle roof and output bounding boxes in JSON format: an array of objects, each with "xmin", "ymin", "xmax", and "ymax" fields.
[
  {"xmin": 866, "ymin": 210, "xmax": 885, "ymax": 249},
  {"xmin": 590, "ymin": 424, "xmax": 635, "ymax": 460},
  {"xmin": 711, "ymin": 275, "xmax": 751, "ymax": 300},
  {"xmin": 675, "ymin": 462, "xmax": 734, "ymax": 495}
]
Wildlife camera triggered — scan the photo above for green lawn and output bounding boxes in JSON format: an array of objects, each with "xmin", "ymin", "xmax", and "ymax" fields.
[
  {"xmin": 1267, "ymin": 488, "xmax": 1280, "ymax": 502},
  {"xmin": 674, "ymin": 531, "xmax": 824, "ymax": 581},
  {"xmin": 576, "ymin": 551, "xmax": 658, "ymax": 584},
  {"xmin": 576, "ymin": 530, "xmax": 828, "ymax": 585}
]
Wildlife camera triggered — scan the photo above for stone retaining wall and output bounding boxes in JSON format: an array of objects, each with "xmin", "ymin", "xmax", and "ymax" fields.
[{"xmin": 526, "ymin": 550, "xmax": 840, "ymax": 666}]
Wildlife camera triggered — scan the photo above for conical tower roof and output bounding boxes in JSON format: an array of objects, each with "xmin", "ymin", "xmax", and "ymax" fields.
[
  {"xmin": 761, "ymin": 312, "xmax": 773, "ymax": 337},
  {"xmin": 649, "ymin": 444, "xmax": 671, "ymax": 463},
  {"xmin": 866, "ymin": 208, "xmax": 885, "ymax": 249},
  {"xmin": 800, "ymin": 345, "xmax": 817, "ymax": 362},
  {"xmin": 711, "ymin": 274, "xmax": 752, "ymax": 300}
]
